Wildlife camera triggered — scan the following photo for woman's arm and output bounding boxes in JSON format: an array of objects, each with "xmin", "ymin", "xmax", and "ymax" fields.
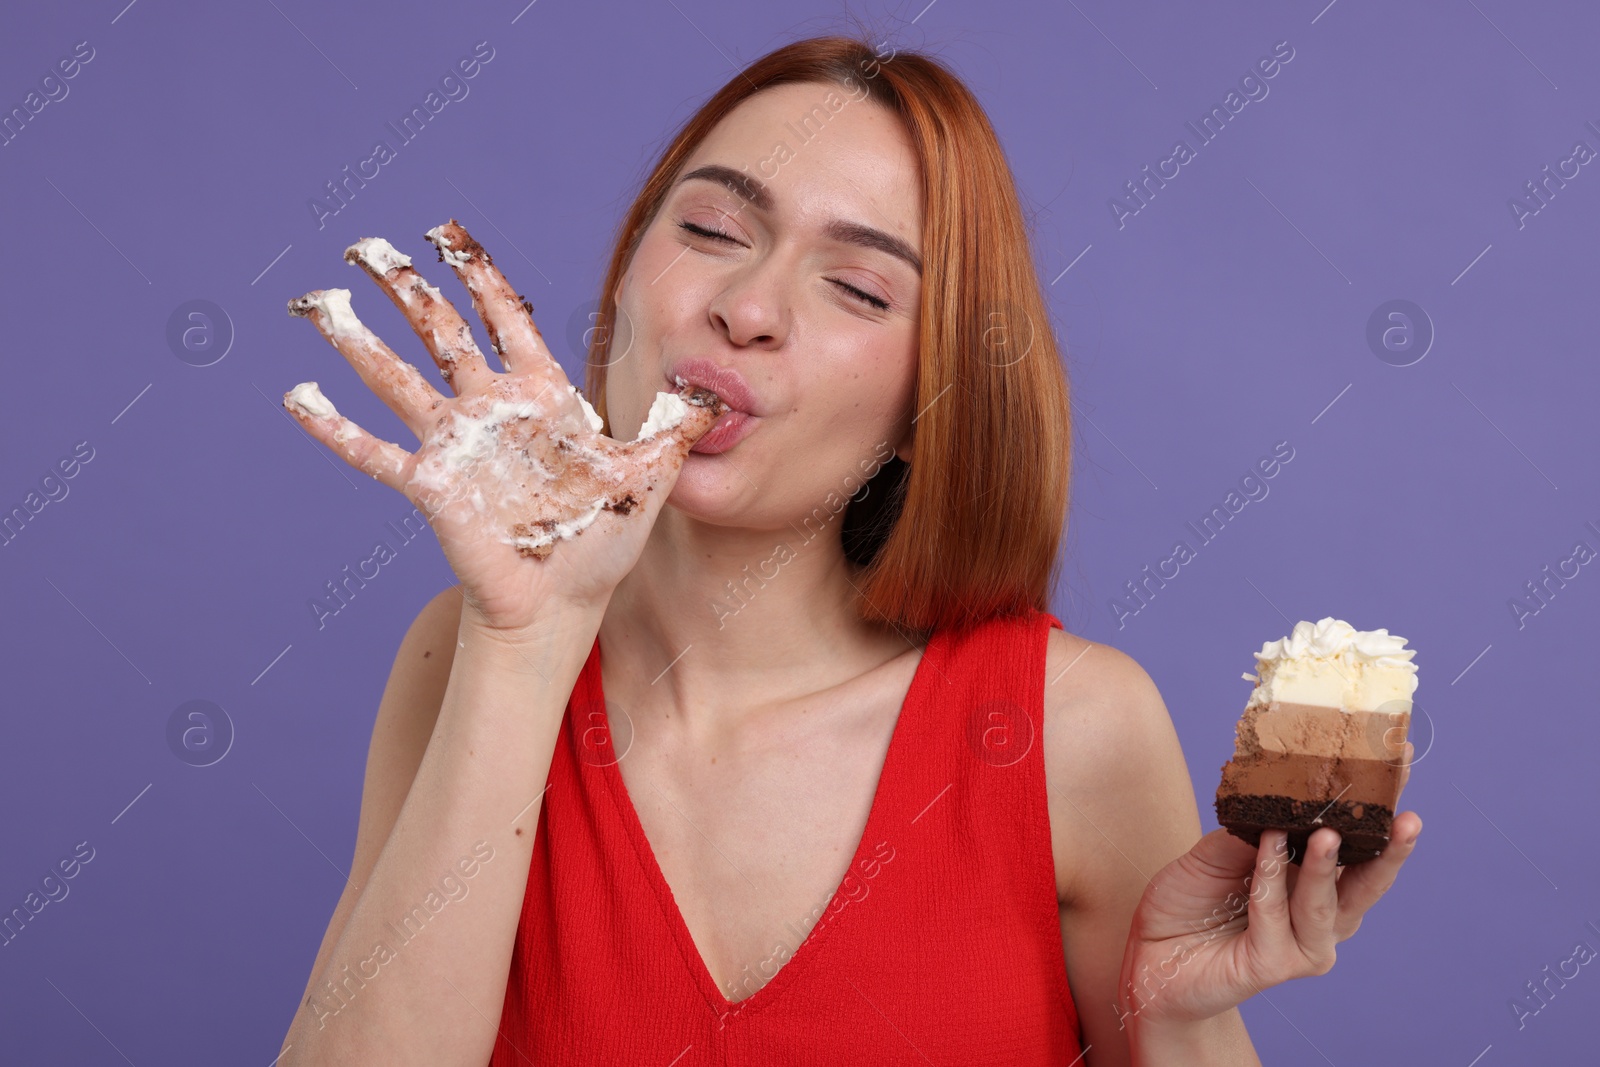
[
  {"xmin": 277, "ymin": 595, "xmax": 604, "ymax": 1066},
  {"xmin": 286, "ymin": 587, "xmax": 463, "ymax": 1025},
  {"xmin": 1045, "ymin": 632, "xmax": 1260, "ymax": 1067},
  {"xmin": 273, "ymin": 220, "xmax": 724, "ymax": 1063},
  {"xmin": 1045, "ymin": 631, "xmax": 1422, "ymax": 1066}
]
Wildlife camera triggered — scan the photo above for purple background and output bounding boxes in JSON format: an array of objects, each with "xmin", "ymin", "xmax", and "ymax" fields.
[{"xmin": 2, "ymin": 0, "xmax": 1595, "ymax": 1062}]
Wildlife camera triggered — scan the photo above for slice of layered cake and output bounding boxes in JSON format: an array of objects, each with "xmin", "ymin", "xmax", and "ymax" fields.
[{"xmin": 1215, "ymin": 617, "xmax": 1417, "ymax": 866}]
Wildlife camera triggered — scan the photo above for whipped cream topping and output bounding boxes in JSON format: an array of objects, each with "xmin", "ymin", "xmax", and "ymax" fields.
[
  {"xmin": 637, "ymin": 391, "xmax": 687, "ymax": 439},
  {"xmin": 568, "ymin": 384, "xmax": 603, "ymax": 432},
  {"xmin": 509, "ymin": 498, "xmax": 607, "ymax": 554},
  {"xmin": 1246, "ymin": 617, "xmax": 1418, "ymax": 712},
  {"xmin": 338, "ymin": 240, "xmax": 445, "ymax": 307},
  {"xmin": 345, "ymin": 237, "xmax": 412, "ymax": 274},
  {"xmin": 288, "ymin": 288, "xmax": 364, "ymax": 341},
  {"xmin": 425, "ymin": 225, "xmax": 471, "ymax": 268},
  {"xmin": 430, "ymin": 400, "xmax": 539, "ymax": 470},
  {"xmin": 285, "ymin": 381, "xmax": 338, "ymax": 419}
]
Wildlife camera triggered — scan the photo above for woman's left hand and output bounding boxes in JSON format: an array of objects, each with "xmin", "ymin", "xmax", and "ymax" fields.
[{"xmin": 1117, "ymin": 749, "xmax": 1422, "ymax": 1027}]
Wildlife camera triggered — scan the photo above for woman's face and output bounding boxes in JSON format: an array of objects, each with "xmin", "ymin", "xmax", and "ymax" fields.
[{"xmin": 605, "ymin": 80, "xmax": 924, "ymax": 532}]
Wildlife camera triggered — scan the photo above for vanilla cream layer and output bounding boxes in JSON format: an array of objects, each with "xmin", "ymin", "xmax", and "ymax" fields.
[{"xmin": 1245, "ymin": 617, "xmax": 1419, "ymax": 711}]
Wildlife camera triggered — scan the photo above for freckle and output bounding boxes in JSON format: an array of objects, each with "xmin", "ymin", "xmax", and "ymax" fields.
[
  {"xmin": 516, "ymin": 827, "xmax": 523, "ymax": 836},
  {"xmin": 711, "ymin": 756, "xmax": 717, "ymax": 764},
  {"xmin": 424, "ymin": 651, "xmax": 432, "ymax": 658}
]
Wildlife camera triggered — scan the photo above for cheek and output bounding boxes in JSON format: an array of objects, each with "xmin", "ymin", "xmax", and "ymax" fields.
[
  {"xmin": 800, "ymin": 350, "xmax": 916, "ymax": 446},
  {"xmin": 629, "ymin": 227, "xmax": 703, "ymax": 301},
  {"xmin": 619, "ymin": 239, "xmax": 707, "ymax": 344},
  {"xmin": 851, "ymin": 344, "xmax": 918, "ymax": 419},
  {"xmin": 624, "ymin": 243, "xmax": 665, "ymax": 290}
]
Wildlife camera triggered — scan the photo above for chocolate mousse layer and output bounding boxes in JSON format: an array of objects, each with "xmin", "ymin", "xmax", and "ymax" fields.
[
  {"xmin": 1219, "ymin": 751, "xmax": 1402, "ymax": 806},
  {"xmin": 1215, "ymin": 701, "xmax": 1410, "ymax": 866}
]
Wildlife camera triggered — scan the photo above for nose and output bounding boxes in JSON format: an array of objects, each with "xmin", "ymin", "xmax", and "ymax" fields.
[{"xmin": 707, "ymin": 254, "xmax": 791, "ymax": 351}]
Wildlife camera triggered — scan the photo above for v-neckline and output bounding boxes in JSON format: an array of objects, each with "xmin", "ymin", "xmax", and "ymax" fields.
[{"xmin": 589, "ymin": 631, "xmax": 942, "ymax": 1021}]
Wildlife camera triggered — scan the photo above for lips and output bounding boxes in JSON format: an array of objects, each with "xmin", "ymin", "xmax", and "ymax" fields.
[
  {"xmin": 665, "ymin": 358, "xmax": 762, "ymax": 416},
  {"xmin": 663, "ymin": 358, "xmax": 763, "ymax": 455},
  {"xmin": 687, "ymin": 410, "xmax": 755, "ymax": 454}
]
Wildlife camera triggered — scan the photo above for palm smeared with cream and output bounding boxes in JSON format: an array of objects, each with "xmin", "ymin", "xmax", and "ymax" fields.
[{"xmin": 282, "ymin": 221, "xmax": 727, "ymax": 631}]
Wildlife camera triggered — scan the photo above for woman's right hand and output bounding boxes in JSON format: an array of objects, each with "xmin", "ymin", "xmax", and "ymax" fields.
[{"xmin": 281, "ymin": 220, "xmax": 727, "ymax": 635}]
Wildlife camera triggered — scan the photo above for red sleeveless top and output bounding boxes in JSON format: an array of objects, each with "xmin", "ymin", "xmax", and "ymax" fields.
[{"xmin": 490, "ymin": 608, "xmax": 1083, "ymax": 1065}]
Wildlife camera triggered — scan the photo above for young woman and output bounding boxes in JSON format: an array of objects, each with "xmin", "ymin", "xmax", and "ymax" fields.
[{"xmin": 276, "ymin": 34, "xmax": 1421, "ymax": 1066}]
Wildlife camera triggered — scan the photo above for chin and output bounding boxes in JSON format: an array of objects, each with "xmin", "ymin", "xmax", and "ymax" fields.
[{"xmin": 663, "ymin": 460, "xmax": 755, "ymax": 523}]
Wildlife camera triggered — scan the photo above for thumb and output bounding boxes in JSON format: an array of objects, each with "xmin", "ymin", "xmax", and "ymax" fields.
[{"xmin": 614, "ymin": 387, "xmax": 729, "ymax": 489}]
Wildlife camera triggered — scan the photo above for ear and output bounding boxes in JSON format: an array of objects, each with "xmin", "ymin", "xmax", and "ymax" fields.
[{"xmin": 893, "ymin": 424, "xmax": 913, "ymax": 464}]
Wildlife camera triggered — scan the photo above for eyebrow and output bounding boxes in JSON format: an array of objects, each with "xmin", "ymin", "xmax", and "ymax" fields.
[{"xmin": 675, "ymin": 163, "xmax": 923, "ymax": 277}]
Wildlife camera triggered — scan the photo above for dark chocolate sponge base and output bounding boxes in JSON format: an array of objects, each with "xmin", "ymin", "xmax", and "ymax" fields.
[{"xmin": 1215, "ymin": 793, "xmax": 1394, "ymax": 866}]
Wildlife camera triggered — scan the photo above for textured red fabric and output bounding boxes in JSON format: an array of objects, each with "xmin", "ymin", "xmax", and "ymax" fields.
[{"xmin": 490, "ymin": 608, "xmax": 1083, "ymax": 1065}]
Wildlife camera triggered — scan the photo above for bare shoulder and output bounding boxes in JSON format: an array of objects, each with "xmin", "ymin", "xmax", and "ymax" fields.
[
  {"xmin": 1041, "ymin": 628, "xmax": 1203, "ymax": 909},
  {"xmin": 1041, "ymin": 628, "xmax": 1165, "ymax": 743}
]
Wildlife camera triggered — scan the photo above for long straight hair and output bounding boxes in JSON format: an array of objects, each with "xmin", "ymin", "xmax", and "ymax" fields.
[{"xmin": 585, "ymin": 34, "xmax": 1072, "ymax": 634}]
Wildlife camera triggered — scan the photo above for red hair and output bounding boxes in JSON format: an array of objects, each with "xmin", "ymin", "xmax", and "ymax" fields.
[{"xmin": 586, "ymin": 32, "xmax": 1071, "ymax": 634}]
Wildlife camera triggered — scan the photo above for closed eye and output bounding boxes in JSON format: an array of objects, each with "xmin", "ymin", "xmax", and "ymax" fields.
[
  {"xmin": 678, "ymin": 220, "xmax": 738, "ymax": 244},
  {"xmin": 676, "ymin": 220, "xmax": 892, "ymax": 312}
]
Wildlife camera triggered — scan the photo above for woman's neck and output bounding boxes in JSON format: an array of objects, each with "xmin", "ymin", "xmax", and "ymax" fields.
[{"xmin": 598, "ymin": 506, "xmax": 909, "ymax": 737}]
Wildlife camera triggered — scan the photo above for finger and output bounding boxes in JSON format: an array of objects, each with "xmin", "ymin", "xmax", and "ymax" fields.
[
  {"xmin": 419, "ymin": 221, "xmax": 563, "ymax": 379},
  {"xmin": 1398, "ymin": 740, "xmax": 1414, "ymax": 796},
  {"xmin": 1288, "ymin": 827, "xmax": 1342, "ymax": 973},
  {"xmin": 283, "ymin": 382, "xmax": 413, "ymax": 489},
  {"xmin": 287, "ymin": 287, "xmax": 446, "ymax": 439},
  {"xmin": 1333, "ymin": 812, "xmax": 1421, "ymax": 939},
  {"xmin": 584, "ymin": 407, "xmax": 719, "ymax": 552},
  {"xmin": 1243, "ymin": 829, "xmax": 1294, "ymax": 964},
  {"xmin": 342, "ymin": 235, "xmax": 496, "ymax": 395},
  {"xmin": 503, "ymin": 385, "xmax": 729, "ymax": 560},
  {"xmin": 613, "ymin": 385, "xmax": 730, "ymax": 477}
]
